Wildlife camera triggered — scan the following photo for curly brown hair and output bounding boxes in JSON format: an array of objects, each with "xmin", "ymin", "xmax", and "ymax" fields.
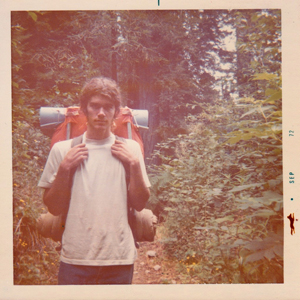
[{"xmin": 79, "ymin": 77, "xmax": 122, "ymax": 116}]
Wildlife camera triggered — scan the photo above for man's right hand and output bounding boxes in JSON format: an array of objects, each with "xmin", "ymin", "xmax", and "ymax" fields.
[
  {"xmin": 43, "ymin": 143, "xmax": 88, "ymax": 216},
  {"xmin": 60, "ymin": 143, "xmax": 89, "ymax": 172}
]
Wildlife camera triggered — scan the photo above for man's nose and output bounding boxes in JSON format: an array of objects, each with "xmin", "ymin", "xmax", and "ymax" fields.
[{"xmin": 97, "ymin": 107, "xmax": 105, "ymax": 116}]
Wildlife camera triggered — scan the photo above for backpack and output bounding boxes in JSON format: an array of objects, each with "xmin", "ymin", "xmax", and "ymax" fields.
[{"xmin": 37, "ymin": 107, "xmax": 157, "ymax": 245}]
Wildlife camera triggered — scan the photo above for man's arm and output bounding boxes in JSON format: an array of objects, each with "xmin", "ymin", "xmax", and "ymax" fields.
[
  {"xmin": 111, "ymin": 139, "xmax": 150, "ymax": 211},
  {"xmin": 127, "ymin": 158, "xmax": 150, "ymax": 211},
  {"xmin": 43, "ymin": 143, "xmax": 88, "ymax": 216}
]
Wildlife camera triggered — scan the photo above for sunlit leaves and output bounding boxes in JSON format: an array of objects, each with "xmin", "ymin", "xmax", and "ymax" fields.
[
  {"xmin": 251, "ymin": 72, "xmax": 278, "ymax": 81},
  {"xmin": 215, "ymin": 216, "xmax": 234, "ymax": 223},
  {"xmin": 235, "ymin": 10, "xmax": 281, "ymax": 99},
  {"xmin": 28, "ymin": 11, "xmax": 38, "ymax": 22},
  {"xmin": 229, "ymin": 183, "xmax": 265, "ymax": 193},
  {"xmin": 241, "ymin": 234, "xmax": 283, "ymax": 264},
  {"xmin": 263, "ymin": 90, "xmax": 282, "ymax": 104}
]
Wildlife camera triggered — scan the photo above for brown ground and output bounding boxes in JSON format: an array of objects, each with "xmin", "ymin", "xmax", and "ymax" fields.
[{"xmin": 132, "ymin": 231, "xmax": 181, "ymax": 284}]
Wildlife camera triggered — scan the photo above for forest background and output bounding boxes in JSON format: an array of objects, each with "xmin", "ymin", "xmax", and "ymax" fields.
[{"xmin": 11, "ymin": 9, "xmax": 283, "ymax": 284}]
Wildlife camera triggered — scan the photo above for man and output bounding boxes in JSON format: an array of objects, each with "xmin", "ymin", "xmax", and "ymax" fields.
[{"xmin": 38, "ymin": 77, "xmax": 151, "ymax": 284}]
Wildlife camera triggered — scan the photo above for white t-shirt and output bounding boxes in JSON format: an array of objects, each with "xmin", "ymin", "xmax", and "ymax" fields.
[{"xmin": 38, "ymin": 132, "xmax": 151, "ymax": 266}]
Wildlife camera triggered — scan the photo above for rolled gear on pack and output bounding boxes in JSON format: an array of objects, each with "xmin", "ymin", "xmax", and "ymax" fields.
[
  {"xmin": 40, "ymin": 106, "xmax": 146, "ymax": 155},
  {"xmin": 38, "ymin": 207, "xmax": 158, "ymax": 243},
  {"xmin": 128, "ymin": 208, "xmax": 158, "ymax": 242},
  {"xmin": 37, "ymin": 212, "xmax": 66, "ymax": 242}
]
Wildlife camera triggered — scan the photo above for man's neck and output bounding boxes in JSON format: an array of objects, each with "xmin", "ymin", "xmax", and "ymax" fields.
[{"xmin": 86, "ymin": 129, "xmax": 112, "ymax": 140}]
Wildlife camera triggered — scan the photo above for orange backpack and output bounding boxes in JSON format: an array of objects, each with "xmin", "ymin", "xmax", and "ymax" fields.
[{"xmin": 45, "ymin": 106, "xmax": 145, "ymax": 156}]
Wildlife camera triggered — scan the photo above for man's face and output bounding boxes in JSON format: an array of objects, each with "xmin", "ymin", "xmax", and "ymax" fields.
[{"xmin": 85, "ymin": 95, "xmax": 116, "ymax": 139}]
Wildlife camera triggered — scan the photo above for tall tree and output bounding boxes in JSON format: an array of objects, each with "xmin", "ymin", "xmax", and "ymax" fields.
[
  {"xmin": 234, "ymin": 9, "xmax": 281, "ymax": 98},
  {"xmin": 115, "ymin": 10, "xmax": 234, "ymax": 156}
]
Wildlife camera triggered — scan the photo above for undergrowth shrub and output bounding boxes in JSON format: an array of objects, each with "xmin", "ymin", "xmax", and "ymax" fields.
[
  {"xmin": 148, "ymin": 72, "xmax": 282, "ymax": 283},
  {"xmin": 13, "ymin": 113, "xmax": 61, "ymax": 285}
]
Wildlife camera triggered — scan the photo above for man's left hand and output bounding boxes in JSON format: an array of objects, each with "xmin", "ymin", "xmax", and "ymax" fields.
[{"xmin": 111, "ymin": 139, "xmax": 139, "ymax": 167}]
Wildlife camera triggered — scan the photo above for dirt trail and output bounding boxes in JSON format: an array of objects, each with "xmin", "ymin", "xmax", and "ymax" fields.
[{"xmin": 132, "ymin": 235, "xmax": 180, "ymax": 284}]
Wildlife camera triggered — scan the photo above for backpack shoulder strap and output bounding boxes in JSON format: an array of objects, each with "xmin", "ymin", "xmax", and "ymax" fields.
[
  {"xmin": 115, "ymin": 135, "xmax": 139, "ymax": 246},
  {"xmin": 115, "ymin": 135, "xmax": 126, "ymax": 143},
  {"xmin": 71, "ymin": 134, "xmax": 83, "ymax": 148}
]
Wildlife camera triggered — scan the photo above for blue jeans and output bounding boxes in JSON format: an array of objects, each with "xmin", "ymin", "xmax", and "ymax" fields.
[{"xmin": 58, "ymin": 261, "xmax": 134, "ymax": 285}]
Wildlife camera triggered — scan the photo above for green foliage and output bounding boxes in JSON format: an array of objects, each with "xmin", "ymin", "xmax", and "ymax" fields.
[
  {"xmin": 13, "ymin": 195, "xmax": 60, "ymax": 285},
  {"xmin": 11, "ymin": 11, "xmax": 101, "ymax": 110},
  {"xmin": 12, "ymin": 97, "xmax": 62, "ymax": 284},
  {"xmin": 11, "ymin": 10, "xmax": 235, "ymax": 160},
  {"xmin": 148, "ymin": 72, "xmax": 282, "ymax": 283},
  {"xmin": 235, "ymin": 9, "xmax": 281, "ymax": 98},
  {"xmin": 12, "ymin": 11, "xmax": 67, "ymax": 284},
  {"xmin": 13, "ymin": 125, "xmax": 61, "ymax": 284}
]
